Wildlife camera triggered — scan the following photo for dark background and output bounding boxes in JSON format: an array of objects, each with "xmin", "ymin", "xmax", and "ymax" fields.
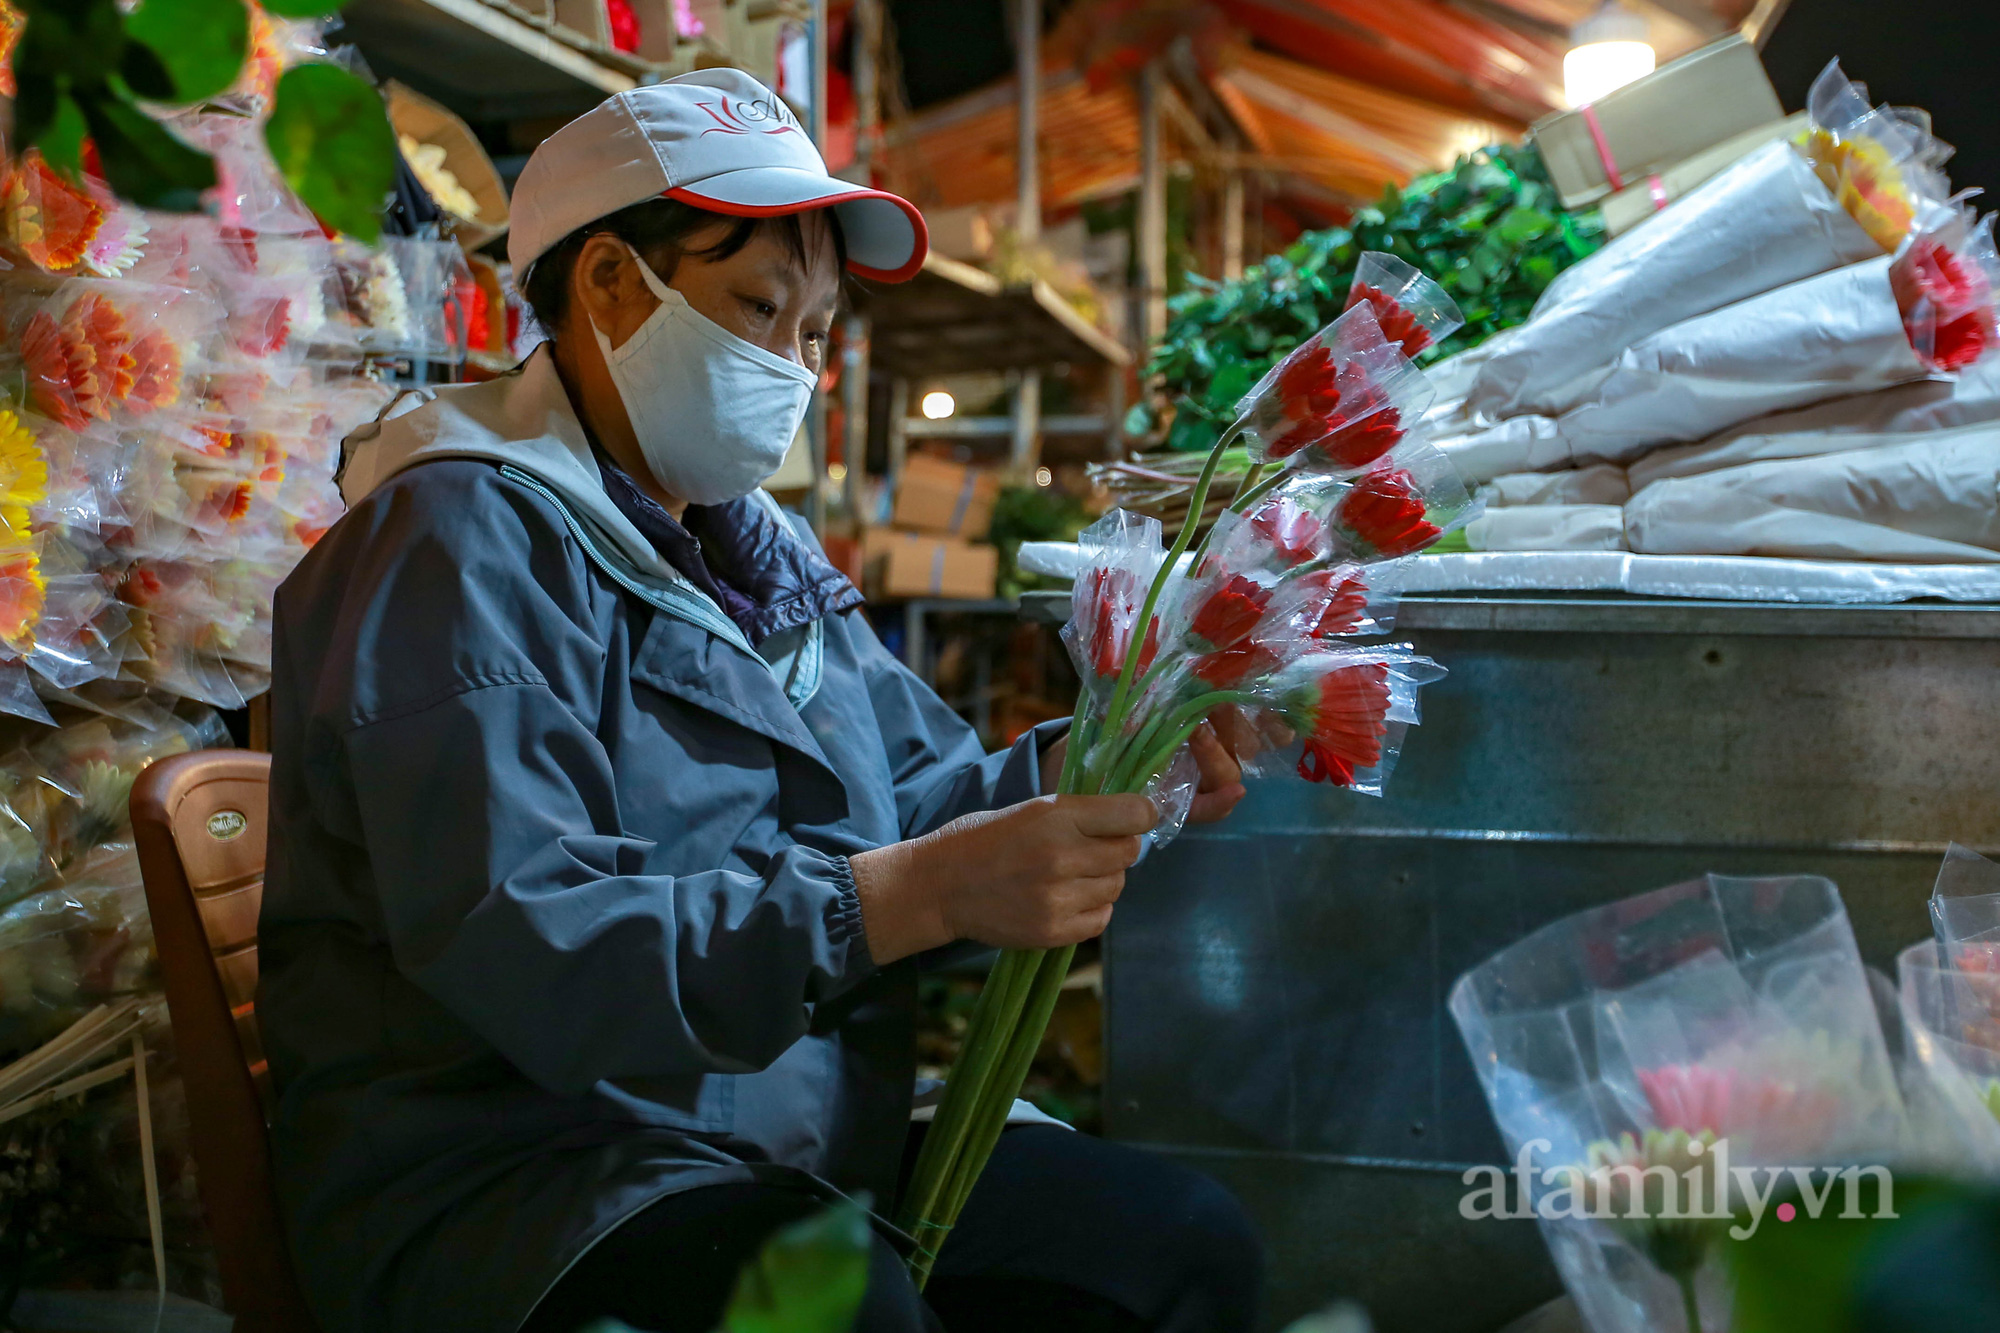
[{"xmin": 1762, "ymin": 0, "xmax": 2000, "ymax": 214}]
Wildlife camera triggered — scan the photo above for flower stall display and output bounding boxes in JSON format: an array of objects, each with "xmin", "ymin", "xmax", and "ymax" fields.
[
  {"xmin": 1450, "ymin": 873, "xmax": 1909, "ymax": 1333},
  {"xmin": 898, "ymin": 259, "xmax": 1473, "ymax": 1283},
  {"xmin": 0, "ymin": 9, "xmax": 401, "ymax": 1308}
]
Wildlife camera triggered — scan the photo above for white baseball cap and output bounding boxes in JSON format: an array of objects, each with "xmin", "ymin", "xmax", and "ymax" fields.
[{"xmin": 509, "ymin": 68, "xmax": 928, "ymax": 283}]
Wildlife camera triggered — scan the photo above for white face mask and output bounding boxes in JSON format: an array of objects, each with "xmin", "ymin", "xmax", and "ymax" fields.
[{"xmin": 589, "ymin": 245, "xmax": 817, "ymax": 505}]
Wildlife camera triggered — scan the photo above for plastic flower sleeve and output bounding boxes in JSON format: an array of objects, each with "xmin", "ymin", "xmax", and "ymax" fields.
[
  {"xmin": 1323, "ymin": 442, "xmax": 1478, "ymax": 561},
  {"xmin": 1800, "ymin": 59, "xmax": 1952, "ymax": 254},
  {"xmin": 0, "ymin": 845, "xmax": 154, "ymax": 1057},
  {"xmin": 1140, "ymin": 743, "xmax": 1200, "ymax": 854},
  {"xmin": 1891, "ymin": 205, "xmax": 1999, "ymax": 371},
  {"xmin": 1449, "ymin": 874, "xmax": 1908, "ymax": 1333},
  {"xmin": 1930, "ymin": 841, "xmax": 2000, "ymax": 961},
  {"xmin": 1897, "ymin": 941, "xmax": 2000, "ymax": 1170},
  {"xmin": 1345, "ymin": 251, "xmax": 1466, "ymax": 358},
  {"xmin": 1060, "ymin": 510, "xmax": 1165, "ymax": 700},
  {"xmin": 1234, "ymin": 306, "xmax": 1436, "ymax": 471},
  {"xmin": 1234, "ymin": 646, "xmax": 1445, "ymax": 794}
]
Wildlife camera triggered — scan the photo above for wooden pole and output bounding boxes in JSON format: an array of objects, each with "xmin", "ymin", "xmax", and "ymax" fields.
[
  {"xmin": 1138, "ymin": 60, "xmax": 1167, "ymax": 347},
  {"xmin": 1011, "ymin": 0, "xmax": 1043, "ymax": 482}
]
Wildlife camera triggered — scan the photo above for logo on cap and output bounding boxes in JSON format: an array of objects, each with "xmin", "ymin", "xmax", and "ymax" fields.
[{"xmin": 695, "ymin": 96, "xmax": 799, "ymax": 137}]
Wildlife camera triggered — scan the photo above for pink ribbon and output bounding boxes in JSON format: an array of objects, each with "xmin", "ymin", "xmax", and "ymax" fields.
[{"xmin": 1580, "ymin": 103, "xmax": 1625, "ymax": 191}]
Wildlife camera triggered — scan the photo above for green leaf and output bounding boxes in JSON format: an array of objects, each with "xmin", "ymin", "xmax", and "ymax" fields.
[
  {"xmin": 1494, "ymin": 205, "xmax": 1555, "ymax": 246},
  {"xmin": 15, "ymin": 0, "xmax": 126, "ymax": 88},
  {"xmin": 264, "ymin": 62, "xmax": 398, "ymax": 242},
  {"xmin": 1203, "ymin": 360, "xmax": 1257, "ymax": 413},
  {"xmin": 119, "ymin": 41, "xmax": 178, "ymax": 102},
  {"xmin": 1165, "ymin": 408, "xmax": 1220, "ymax": 454},
  {"xmin": 38, "ymin": 94, "xmax": 92, "ymax": 182},
  {"xmin": 722, "ymin": 1198, "xmax": 872, "ymax": 1333},
  {"xmin": 124, "ymin": 0, "xmax": 250, "ymax": 104},
  {"xmin": 258, "ymin": 0, "xmax": 352, "ymax": 13},
  {"xmin": 79, "ymin": 90, "xmax": 216, "ymax": 210}
]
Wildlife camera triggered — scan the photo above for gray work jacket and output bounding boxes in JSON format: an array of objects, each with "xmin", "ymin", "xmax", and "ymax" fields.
[{"xmin": 259, "ymin": 347, "xmax": 1053, "ymax": 1333}]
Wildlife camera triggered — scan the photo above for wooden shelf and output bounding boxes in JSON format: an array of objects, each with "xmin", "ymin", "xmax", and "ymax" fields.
[{"xmin": 344, "ymin": 0, "xmax": 646, "ymax": 122}]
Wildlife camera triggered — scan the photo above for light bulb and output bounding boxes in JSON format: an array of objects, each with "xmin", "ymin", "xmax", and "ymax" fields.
[
  {"xmin": 920, "ymin": 390, "xmax": 956, "ymax": 420},
  {"xmin": 1564, "ymin": 41, "xmax": 1655, "ymax": 107},
  {"xmin": 1034, "ymin": 466, "xmax": 1053, "ymax": 487},
  {"xmin": 1563, "ymin": 2, "xmax": 1654, "ymax": 108}
]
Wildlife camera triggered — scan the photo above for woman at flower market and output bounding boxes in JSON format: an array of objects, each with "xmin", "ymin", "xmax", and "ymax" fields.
[{"xmin": 258, "ymin": 69, "xmax": 1264, "ymax": 1333}]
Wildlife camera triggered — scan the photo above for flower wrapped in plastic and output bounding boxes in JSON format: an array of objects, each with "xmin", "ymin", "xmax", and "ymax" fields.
[
  {"xmin": 1898, "ymin": 940, "xmax": 2000, "ymax": 1171},
  {"xmin": 0, "ymin": 151, "xmax": 149, "ymax": 279},
  {"xmin": 1890, "ymin": 203, "xmax": 1999, "ymax": 372},
  {"xmin": 1798, "ymin": 59, "xmax": 1952, "ymax": 255},
  {"xmin": 1450, "ymin": 873, "xmax": 1908, "ymax": 1333},
  {"xmin": 1235, "ymin": 303, "xmax": 1438, "ymax": 471},
  {"xmin": 9, "ymin": 281, "xmax": 218, "ymax": 432},
  {"xmin": 1344, "ymin": 251, "xmax": 1463, "ymax": 359}
]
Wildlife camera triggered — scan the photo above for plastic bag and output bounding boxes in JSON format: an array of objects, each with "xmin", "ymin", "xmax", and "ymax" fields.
[
  {"xmin": 1344, "ymin": 251, "xmax": 1465, "ymax": 359},
  {"xmin": 7, "ymin": 280, "xmax": 221, "ymax": 434},
  {"xmin": 1450, "ymin": 873, "xmax": 1908, "ymax": 1333},
  {"xmin": 1060, "ymin": 510, "xmax": 1165, "ymax": 700},
  {"xmin": 1897, "ymin": 940, "xmax": 2000, "ymax": 1170},
  {"xmin": 0, "ymin": 845, "xmax": 154, "ymax": 1062}
]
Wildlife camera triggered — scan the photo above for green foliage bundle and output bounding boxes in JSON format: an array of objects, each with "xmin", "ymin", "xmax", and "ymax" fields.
[
  {"xmin": 12, "ymin": 0, "xmax": 399, "ymax": 241},
  {"xmin": 1132, "ymin": 144, "xmax": 1607, "ymax": 454}
]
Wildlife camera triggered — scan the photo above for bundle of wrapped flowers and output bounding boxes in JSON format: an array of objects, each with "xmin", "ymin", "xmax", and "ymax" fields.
[{"xmin": 898, "ymin": 256, "xmax": 1477, "ymax": 1280}]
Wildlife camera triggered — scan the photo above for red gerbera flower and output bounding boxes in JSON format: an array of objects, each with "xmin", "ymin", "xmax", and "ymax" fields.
[
  {"xmin": 1247, "ymin": 495, "xmax": 1323, "ymax": 566},
  {"xmin": 1930, "ymin": 311, "xmax": 1993, "ymax": 369},
  {"xmin": 1336, "ymin": 468, "xmax": 1440, "ymax": 558},
  {"xmin": 1192, "ymin": 638, "xmax": 1280, "ymax": 688},
  {"xmin": 1292, "ymin": 662, "xmax": 1390, "ymax": 785},
  {"xmin": 1293, "ymin": 569, "xmax": 1371, "ymax": 638},
  {"xmin": 1188, "ymin": 574, "xmax": 1270, "ymax": 652},
  {"xmin": 1345, "ymin": 282, "xmax": 1431, "ymax": 356},
  {"xmin": 1081, "ymin": 566, "xmax": 1158, "ymax": 678}
]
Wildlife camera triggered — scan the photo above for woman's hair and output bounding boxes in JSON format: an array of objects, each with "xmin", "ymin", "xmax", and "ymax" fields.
[{"xmin": 521, "ymin": 198, "xmax": 848, "ymax": 336}]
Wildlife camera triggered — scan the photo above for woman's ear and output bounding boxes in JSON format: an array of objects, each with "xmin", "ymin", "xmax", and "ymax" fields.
[{"xmin": 567, "ymin": 233, "xmax": 657, "ymax": 347}]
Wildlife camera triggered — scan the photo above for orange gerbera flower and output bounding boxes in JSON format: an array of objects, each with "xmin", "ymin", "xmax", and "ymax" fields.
[
  {"xmin": 1, "ymin": 153, "xmax": 105, "ymax": 273},
  {"xmin": 126, "ymin": 331, "xmax": 185, "ymax": 413},
  {"xmin": 22, "ymin": 309, "xmax": 97, "ymax": 430},
  {"xmin": 0, "ymin": 2, "xmax": 23, "ymax": 100},
  {"xmin": 66, "ymin": 293, "xmax": 136, "ymax": 403},
  {"xmin": 0, "ymin": 549, "xmax": 44, "ymax": 648}
]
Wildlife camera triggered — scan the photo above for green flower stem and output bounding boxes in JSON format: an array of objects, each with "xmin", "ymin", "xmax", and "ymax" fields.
[
  {"xmin": 1099, "ymin": 425, "xmax": 1240, "ymax": 747},
  {"xmin": 1229, "ymin": 468, "xmax": 1287, "ymax": 516},
  {"xmin": 1676, "ymin": 1270, "xmax": 1703, "ymax": 1333},
  {"xmin": 914, "ymin": 942, "xmax": 1077, "ymax": 1288},
  {"xmin": 897, "ymin": 948, "xmax": 1037, "ymax": 1253},
  {"xmin": 1185, "ymin": 466, "xmax": 1288, "ymax": 578},
  {"xmin": 1227, "ymin": 462, "xmax": 1267, "ymax": 507},
  {"xmin": 1055, "ymin": 691, "xmax": 1093, "ymax": 795}
]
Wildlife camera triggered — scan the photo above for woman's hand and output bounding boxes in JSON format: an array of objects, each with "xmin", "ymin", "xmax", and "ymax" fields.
[{"xmin": 848, "ymin": 793, "xmax": 1157, "ymax": 964}]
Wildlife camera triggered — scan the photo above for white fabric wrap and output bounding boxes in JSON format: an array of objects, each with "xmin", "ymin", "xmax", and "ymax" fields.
[
  {"xmin": 1463, "ymin": 141, "xmax": 1883, "ymax": 421},
  {"xmin": 1465, "ymin": 504, "xmax": 1630, "ymax": 553},
  {"xmin": 1554, "ymin": 256, "xmax": 1930, "ymax": 465},
  {"xmin": 1624, "ymin": 427, "xmax": 2000, "ymax": 563},
  {"xmin": 1630, "ymin": 353, "xmax": 2000, "ymax": 487}
]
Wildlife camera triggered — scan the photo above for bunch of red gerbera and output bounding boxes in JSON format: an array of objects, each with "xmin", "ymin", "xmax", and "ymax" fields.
[{"xmin": 899, "ymin": 255, "xmax": 1476, "ymax": 1282}]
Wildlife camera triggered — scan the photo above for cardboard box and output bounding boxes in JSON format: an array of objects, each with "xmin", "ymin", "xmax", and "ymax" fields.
[
  {"xmin": 1601, "ymin": 113, "xmax": 1809, "ymax": 237},
  {"xmin": 869, "ymin": 531, "xmax": 998, "ymax": 600},
  {"xmin": 893, "ymin": 455, "xmax": 1001, "ymax": 538},
  {"xmin": 386, "ymin": 82, "xmax": 511, "ymax": 251},
  {"xmin": 1531, "ymin": 35, "xmax": 1782, "ymax": 210}
]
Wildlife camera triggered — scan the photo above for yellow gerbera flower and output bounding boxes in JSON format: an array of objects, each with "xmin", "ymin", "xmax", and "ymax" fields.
[{"xmin": 0, "ymin": 409, "xmax": 48, "ymax": 539}]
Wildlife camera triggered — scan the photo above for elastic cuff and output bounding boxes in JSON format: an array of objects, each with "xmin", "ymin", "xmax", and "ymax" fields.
[{"xmin": 827, "ymin": 856, "xmax": 876, "ymax": 979}]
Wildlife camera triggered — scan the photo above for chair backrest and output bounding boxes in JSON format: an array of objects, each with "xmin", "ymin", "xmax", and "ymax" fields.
[{"xmin": 131, "ymin": 749, "xmax": 320, "ymax": 1333}]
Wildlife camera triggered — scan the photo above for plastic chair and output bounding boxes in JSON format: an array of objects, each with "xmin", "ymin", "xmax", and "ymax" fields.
[{"xmin": 131, "ymin": 749, "xmax": 321, "ymax": 1333}]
